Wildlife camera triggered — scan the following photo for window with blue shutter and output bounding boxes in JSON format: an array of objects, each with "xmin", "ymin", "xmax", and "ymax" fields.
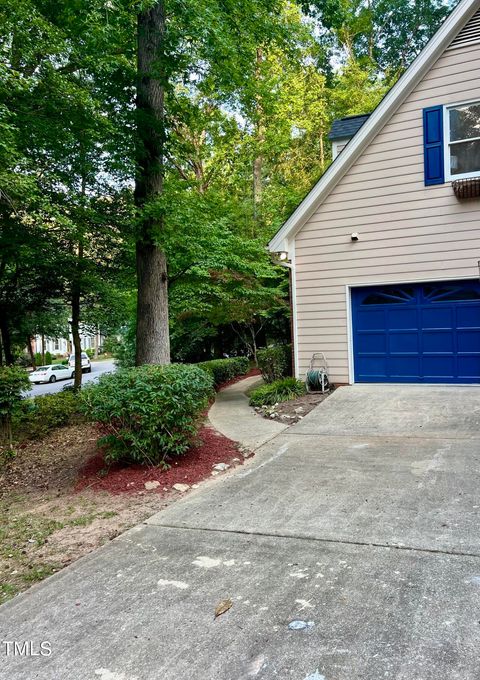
[{"xmin": 423, "ymin": 105, "xmax": 444, "ymax": 185}]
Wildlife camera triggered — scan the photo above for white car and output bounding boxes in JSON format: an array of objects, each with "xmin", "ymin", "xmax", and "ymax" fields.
[
  {"xmin": 68, "ymin": 352, "xmax": 92, "ymax": 373},
  {"xmin": 29, "ymin": 364, "xmax": 75, "ymax": 384}
]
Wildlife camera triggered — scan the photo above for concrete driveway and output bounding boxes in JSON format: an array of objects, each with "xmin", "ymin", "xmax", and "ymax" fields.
[{"xmin": 2, "ymin": 384, "xmax": 480, "ymax": 680}]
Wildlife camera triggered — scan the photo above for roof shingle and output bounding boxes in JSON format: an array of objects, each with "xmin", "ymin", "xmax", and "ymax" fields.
[{"xmin": 328, "ymin": 114, "xmax": 370, "ymax": 141}]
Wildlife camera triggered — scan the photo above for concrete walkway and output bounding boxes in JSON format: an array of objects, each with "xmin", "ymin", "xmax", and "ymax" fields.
[
  {"xmin": 208, "ymin": 374, "xmax": 288, "ymax": 450},
  {"xmin": 2, "ymin": 384, "xmax": 480, "ymax": 680}
]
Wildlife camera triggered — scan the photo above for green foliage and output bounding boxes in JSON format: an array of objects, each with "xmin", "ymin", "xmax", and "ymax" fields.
[
  {"xmin": 44, "ymin": 351, "xmax": 53, "ymax": 365},
  {"xmin": 0, "ymin": 367, "xmax": 30, "ymax": 446},
  {"xmin": 34, "ymin": 353, "xmax": 42, "ymax": 367},
  {"xmin": 110, "ymin": 323, "xmax": 136, "ymax": 369},
  {"xmin": 257, "ymin": 345, "xmax": 292, "ymax": 383},
  {"xmin": 249, "ymin": 377, "xmax": 306, "ymax": 407},
  {"xmin": 197, "ymin": 357, "xmax": 250, "ymax": 388},
  {"xmin": 0, "ymin": 0, "xmax": 451, "ymax": 369},
  {"xmin": 14, "ymin": 391, "xmax": 81, "ymax": 440},
  {"xmin": 81, "ymin": 364, "xmax": 214, "ymax": 466},
  {"xmin": 85, "ymin": 349, "xmax": 94, "ymax": 359}
]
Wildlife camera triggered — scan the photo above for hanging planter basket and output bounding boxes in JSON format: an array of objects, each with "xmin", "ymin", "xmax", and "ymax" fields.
[{"xmin": 452, "ymin": 177, "xmax": 480, "ymax": 199}]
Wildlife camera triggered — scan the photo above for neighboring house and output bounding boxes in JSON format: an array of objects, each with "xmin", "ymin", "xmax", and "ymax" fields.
[
  {"xmin": 269, "ymin": 0, "xmax": 480, "ymax": 385},
  {"xmin": 33, "ymin": 328, "xmax": 104, "ymax": 357}
]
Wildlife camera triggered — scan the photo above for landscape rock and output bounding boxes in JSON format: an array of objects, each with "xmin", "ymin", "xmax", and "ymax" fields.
[
  {"xmin": 172, "ymin": 483, "xmax": 190, "ymax": 492},
  {"xmin": 212, "ymin": 463, "xmax": 230, "ymax": 471},
  {"xmin": 144, "ymin": 480, "xmax": 160, "ymax": 490}
]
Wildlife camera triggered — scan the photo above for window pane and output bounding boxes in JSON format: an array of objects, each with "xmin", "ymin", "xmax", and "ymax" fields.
[
  {"xmin": 449, "ymin": 103, "xmax": 480, "ymax": 141},
  {"xmin": 449, "ymin": 139, "xmax": 480, "ymax": 176}
]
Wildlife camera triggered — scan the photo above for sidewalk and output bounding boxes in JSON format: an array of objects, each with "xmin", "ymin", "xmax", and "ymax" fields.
[{"xmin": 208, "ymin": 374, "xmax": 288, "ymax": 450}]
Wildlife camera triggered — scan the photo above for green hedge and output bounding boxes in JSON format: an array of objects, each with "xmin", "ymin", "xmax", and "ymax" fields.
[
  {"xmin": 256, "ymin": 345, "xmax": 292, "ymax": 383},
  {"xmin": 14, "ymin": 391, "xmax": 81, "ymax": 440},
  {"xmin": 81, "ymin": 364, "xmax": 214, "ymax": 466},
  {"xmin": 0, "ymin": 366, "xmax": 30, "ymax": 447},
  {"xmin": 249, "ymin": 377, "xmax": 306, "ymax": 407},
  {"xmin": 197, "ymin": 357, "xmax": 249, "ymax": 388}
]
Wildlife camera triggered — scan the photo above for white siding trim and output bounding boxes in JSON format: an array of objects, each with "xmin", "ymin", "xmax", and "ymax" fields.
[
  {"xmin": 346, "ymin": 286, "xmax": 355, "ymax": 384},
  {"xmin": 290, "ymin": 239, "xmax": 300, "ymax": 379},
  {"xmin": 443, "ymin": 98, "xmax": 480, "ymax": 180}
]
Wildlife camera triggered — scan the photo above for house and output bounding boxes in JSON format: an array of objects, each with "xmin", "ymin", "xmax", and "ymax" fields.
[
  {"xmin": 269, "ymin": 0, "xmax": 480, "ymax": 385},
  {"xmin": 32, "ymin": 328, "xmax": 105, "ymax": 358}
]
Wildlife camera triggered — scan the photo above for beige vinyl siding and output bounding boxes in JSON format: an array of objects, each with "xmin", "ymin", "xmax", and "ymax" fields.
[{"xmin": 294, "ymin": 41, "xmax": 480, "ymax": 383}]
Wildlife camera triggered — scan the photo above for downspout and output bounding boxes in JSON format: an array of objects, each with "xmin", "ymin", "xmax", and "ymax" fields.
[{"xmin": 277, "ymin": 250, "xmax": 297, "ymax": 379}]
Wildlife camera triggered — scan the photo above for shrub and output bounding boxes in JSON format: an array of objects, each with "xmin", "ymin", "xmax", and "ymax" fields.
[
  {"xmin": 34, "ymin": 352, "xmax": 42, "ymax": 367},
  {"xmin": 14, "ymin": 391, "xmax": 81, "ymax": 439},
  {"xmin": 249, "ymin": 377, "xmax": 306, "ymax": 407},
  {"xmin": 0, "ymin": 367, "xmax": 30, "ymax": 447},
  {"xmin": 197, "ymin": 357, "xmax": 249, "ymax": 388},
  {"xmin": 81, "ymin": 364, "xmax": 214, "ymax": 466},
  {"xmin": 85, "ymin": 348, "xmax": 94, "ymax": 359},
  {"xmin": 45, "ymin": 351, "xmax": 53, "ymax": 365},
  {"xmin": 256, "ymin": 345, "xmax": 292, "ymax": 383}
]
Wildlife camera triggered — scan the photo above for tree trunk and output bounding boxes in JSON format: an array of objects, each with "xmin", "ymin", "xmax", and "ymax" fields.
[
  {"xmin": 135, "ymin": 1, "xmax": 170, "ymax": 366},
  {"xmin": 27, "ymin": 336, "xmax": 36, "ymax": 368},
  {"xmin": 94, "ymin": 328, "xmax": 99, "ymax": 359},
  {"xmin": 252, "ymin": 47, "xmax": 264, "ymax": 236},
  {"xmin": 72, "ymin": 242, "xmax": 84, "ymax": 390},
  {"xmin": 41, "ymin": 333, "xmax": 45, "ymax": 364},
  {"xmin": 0, "ymin": 318, "xmax": 14, "ymax": 365}
]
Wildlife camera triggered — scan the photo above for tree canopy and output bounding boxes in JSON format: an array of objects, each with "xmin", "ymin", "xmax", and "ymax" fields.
[{"xmin": 0, "ymin": 0, "xmax": 454, "ymax": 369}]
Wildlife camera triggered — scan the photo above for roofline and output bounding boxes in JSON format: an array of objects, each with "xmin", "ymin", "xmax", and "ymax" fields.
[{"xmin": 268, "ymin": 0, "xmax": 480, "ymax": 254}]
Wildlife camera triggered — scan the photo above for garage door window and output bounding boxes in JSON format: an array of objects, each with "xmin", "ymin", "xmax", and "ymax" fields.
[
  {"xmin": 362, "ymin": 287, "xmax": 415, "ymax": 305},
  {"xmin": 423, "ymin": 285, "xmax": 480, "ymax": 302}
]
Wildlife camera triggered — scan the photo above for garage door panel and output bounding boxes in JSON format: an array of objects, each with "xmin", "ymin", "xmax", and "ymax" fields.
[
  {"xmin": 356, "ymin": 332, "xmax": 387, "ymax": 353},
  {"xmin": 423, "ymin": 356, "xmax": 455, "ymax": 379},
  {"xmin": 389, "ymin": 356, "xmax": 421, "ymax": 378},
  {"xmin": 356, "ymin": 309, "xmax": 386, "ymax": 331},
  {"xmin": 389, "ymin": 332, "xmax": 419, "ymax": 353},
  {"xmin": 457, "ymin": 329, "xmax": 480, "ymax": 352},
  {"xmin": 356, "ymin": 356, "xmax": 387, "ymax": 379},
  {"xmin": 421, "ymin": 307, "xmax": 453, "ymax": 328},
  {"xmin": 422, "ymin": 330, "xmax": 454, "ymax": 353},
  {"xmin": 387, "ymin": 308, "xmax": 417, "ymax": 329},
  {"xmin": 352, "ymin": 280, "xmax": 480, "ymax": 383},
  {"xmin": 457, "ymin": 304, "xmax": 480, "ymax": 327},
  {"xmin": 458, "ymin": 355, "xmax": 480, "ymax": 379}
]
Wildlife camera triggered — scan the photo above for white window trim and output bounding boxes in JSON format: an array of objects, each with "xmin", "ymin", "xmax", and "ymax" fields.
[{"xmin": 443, "ymin": 99, "xmax": 480, "ymax": 181}]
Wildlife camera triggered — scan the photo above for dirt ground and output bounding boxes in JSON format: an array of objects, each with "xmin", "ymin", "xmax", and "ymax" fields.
[
  {"xmin": 0, "ymin": 420, "xmax": 246, "ymax": 604},
  {"xmin": 253, "ymin": 388, "xmax": 333, "ymax": 424}
]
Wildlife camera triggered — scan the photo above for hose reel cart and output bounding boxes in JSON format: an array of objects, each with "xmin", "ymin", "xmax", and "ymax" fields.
[{"xmin": 306, "ymin": 352, "xmax": 330, "ymax": 393}]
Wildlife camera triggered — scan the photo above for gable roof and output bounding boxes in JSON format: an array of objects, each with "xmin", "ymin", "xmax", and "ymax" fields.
[
  {"xmin": 328, "ymin": 114, "xmax": 370, "ymax": 141},
  {"xmin": 269, "ymin": 0, "xmax": 480, "ymax": 254}
]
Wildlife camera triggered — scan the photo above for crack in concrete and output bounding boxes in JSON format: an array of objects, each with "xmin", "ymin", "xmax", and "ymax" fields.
[
  {"xmin": 145, "ymin": 522, "xmax": 480, "ymax": 560},
  {"xmin": 281, "ymin": 430, "xmax": 480, "ymax": 441}
]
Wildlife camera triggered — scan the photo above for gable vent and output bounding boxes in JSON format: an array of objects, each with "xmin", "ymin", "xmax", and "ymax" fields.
[{"xmin": 448, "ymin": 7, "xmax": 480, "ymax": 49}]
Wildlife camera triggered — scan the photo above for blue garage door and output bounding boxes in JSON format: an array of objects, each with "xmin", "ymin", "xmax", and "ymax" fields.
[{"xmin": 352, "ymin": 280, "xmax": 480, "ymax": 383}]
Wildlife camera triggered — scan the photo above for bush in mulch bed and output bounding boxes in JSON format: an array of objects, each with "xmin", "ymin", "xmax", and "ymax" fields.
[
  {"xmin": 197, "ymin": 356, "xmax": 250, "ymax": 388},
  {"xmin": 75, "ymin": 424, "xmax": 243, "ymax": 495},
  {"xmin": 81, "ymin": 364, "xmax": 214, "ymax": 467}
]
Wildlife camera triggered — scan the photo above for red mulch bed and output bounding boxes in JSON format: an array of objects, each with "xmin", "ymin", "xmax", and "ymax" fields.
[
  {"xmin": 75, "ymin": 369, "xmax": 259, "ymax": 496},
  {"xmin": 75, "ymin": 424, "xmax": 244, "ymax": 495}
]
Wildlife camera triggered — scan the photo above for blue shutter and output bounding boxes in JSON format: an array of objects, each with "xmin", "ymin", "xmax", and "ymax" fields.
[{"xmin": 423, "ymin": 106, "xmax": 445, "ymax": 186}]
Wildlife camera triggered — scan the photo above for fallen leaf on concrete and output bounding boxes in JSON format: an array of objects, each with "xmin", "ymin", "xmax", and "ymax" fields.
[{"xmin": 214, "ymin": 598, "xmax": 233, "ymax": 619}]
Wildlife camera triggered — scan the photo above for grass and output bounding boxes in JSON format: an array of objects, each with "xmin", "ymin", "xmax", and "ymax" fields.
[{"xmin": 0, "ymin": 500, "xmax": 118, "ymax": 604}]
